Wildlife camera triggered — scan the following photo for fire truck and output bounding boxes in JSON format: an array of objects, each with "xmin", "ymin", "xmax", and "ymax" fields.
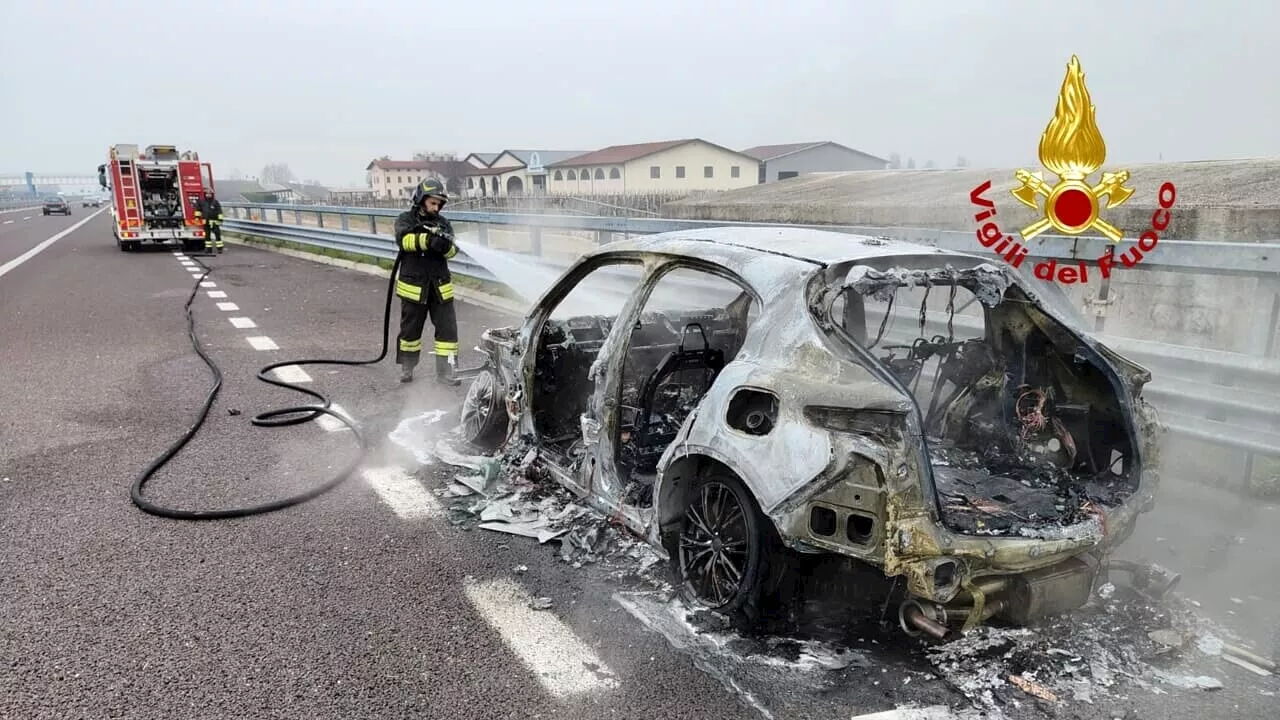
[{"xmin": 97, "ymin": 144, "xmax": 215, "ymax": 252}]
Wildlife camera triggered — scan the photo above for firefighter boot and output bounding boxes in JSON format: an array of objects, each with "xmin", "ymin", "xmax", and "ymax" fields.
[
  {"xmin": 399, "ymin": 360, "xmax": 416, "ymax": 384},
  {"xmin": 435, "ymin": 353, "xmax": 460, "ymax": 387}
]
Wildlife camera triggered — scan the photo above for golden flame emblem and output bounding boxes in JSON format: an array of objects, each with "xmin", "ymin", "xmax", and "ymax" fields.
[{"xmin": 1011, "ymin": 56, "xmax": 1134, "ymax": 243}]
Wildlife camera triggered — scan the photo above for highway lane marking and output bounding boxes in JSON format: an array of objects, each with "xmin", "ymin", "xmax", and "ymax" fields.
[
  {"xmin": 272, "ymin": 365, "xmax": 313, "ymax": 384},
  {"xmin": 23, "ymin": 216, "xmax": 31, "ymax": 221},
  {"xmin": 2, "ymin": 220, "xmax": 12, "ymax": 225},
  {"xmin": 200, "ymin": 281, "xmax": 216, "ymax": 288},
  {"xmin": 463, "ymin": 577, "xmax": 620, "ymax": 697},
  {"xmin": 245, "ymin": 336, "xmax": 279, "ymax": 351},
  {"xmin": 216, "ymin": 302, "xmax": 240, "ymax": 311},
  {"xmin": 361, "ymin": 466, "xmax": 441, "ymax": 518},
  {"xmin": 229, "ymin": 317, "xmax": 257, "ymax": 329},
  {"xmin": 0, "ymin": 207, "xmax": 107, "ymax": 280},
  {"xmin": 207, "ymin": 290, "xmax": 227, "ymax": 299}
]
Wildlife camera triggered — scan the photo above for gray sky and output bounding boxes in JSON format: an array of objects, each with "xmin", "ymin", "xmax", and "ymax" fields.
[{"xmin": 2, "ymin": 0, "xmax": 1277, "ymax": 186}]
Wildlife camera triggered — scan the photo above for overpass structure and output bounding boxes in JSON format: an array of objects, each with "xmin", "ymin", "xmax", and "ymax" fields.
[{"xmin": 0, "ymin": 172, "xmax": 102, "ymax": 196}]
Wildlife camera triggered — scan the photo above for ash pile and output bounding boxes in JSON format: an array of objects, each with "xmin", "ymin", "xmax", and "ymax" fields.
[
  {"xmin": 922, "ymin": 579, "xmax": 1277, "ymax": 714},
  {"xmin": 424, "ymin": 434, "xmax": 667, "ymax": 582}
]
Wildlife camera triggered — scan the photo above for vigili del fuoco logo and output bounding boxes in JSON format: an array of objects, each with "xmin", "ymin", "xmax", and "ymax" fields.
[{"xmin": 968, "ymin": 55, "xmax": 1177, "ymax": 284}]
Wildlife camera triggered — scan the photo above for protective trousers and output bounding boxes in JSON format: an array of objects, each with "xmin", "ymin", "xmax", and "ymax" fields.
[
  {"xmin": 204, "ymin": 220, "xmax": 224, "ymax": 251},
  {"xmin": 396, "ymin": 295, "xmax": 459, "ymax": 370}
]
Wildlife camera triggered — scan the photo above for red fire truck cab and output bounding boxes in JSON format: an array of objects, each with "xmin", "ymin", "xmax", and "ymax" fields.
[{"xmin": 97, "ymin": 144, "xmax": 216, "ymax": 253}]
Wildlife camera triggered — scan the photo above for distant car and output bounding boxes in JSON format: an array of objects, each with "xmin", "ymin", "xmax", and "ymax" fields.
[
  {"xmin": 82, "ymin": 198, "xmax": 101, "ymax": 208},
  {"xmin": 43, "ymin": 197, "xmax": 71, "ymax": 216}
]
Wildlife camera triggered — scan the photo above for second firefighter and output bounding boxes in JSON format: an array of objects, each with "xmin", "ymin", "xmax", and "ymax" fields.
[{"xmin": 393, "ymin": 179, "xmax": 461, "ymax": 386}]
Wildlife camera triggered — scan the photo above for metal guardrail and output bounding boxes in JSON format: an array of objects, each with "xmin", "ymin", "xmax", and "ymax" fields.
[{"xmin": 221, "ymin": 203, "xmax": 1280, "ymax": 490}]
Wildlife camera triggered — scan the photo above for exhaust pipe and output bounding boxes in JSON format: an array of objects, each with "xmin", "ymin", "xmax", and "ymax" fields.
[
  {"xmin": 899, "ymin": 599, "xmax": 951, "ymax": 641},
  {"xmin": 1109, "ymin": 559, "xmax": 1182, "ymax": 600}
]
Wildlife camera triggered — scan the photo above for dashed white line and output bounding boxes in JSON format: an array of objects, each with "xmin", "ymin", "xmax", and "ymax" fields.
[
  {"xmin": 216, "ymin": 301, "xmax": 240, "ymax": 311},
  {"xmin": 207, "ymin": 290, "xmax": 227, "ymax": 298},
  {"xmin": 245, "ymin": 335, "xmax": 278, "ymax": 351},
  {"xmin": 180, "ymin": 260, "xmax": 196, "ymax": 266},
  {"xmin": 463, "ymin": 577, "xmax": 620, "ymax": 697},
  {"xmin": 200, "ymin": 281, "xmax": 216, "ymax": 288},
  {"xmin": 313, "ymin": 402, "xmax": 351, "ymax": 431},
  {"xmin": 2, "ymin": 220, "xmax": 13, "ymax": 225},
  {"xmin": 22, "ymin": 216, "xmax": 31, "ymax": 221},
  {"xmin": 272, "ymin": 365, "xmax": 313, "ymax": 384},
  {"xmin": 361, "ymin": 466, "xmax": 441, "ymax": 519},
  {"xmin": 229, "ymin": 317, "xmax": 257, "ymax": 329}
]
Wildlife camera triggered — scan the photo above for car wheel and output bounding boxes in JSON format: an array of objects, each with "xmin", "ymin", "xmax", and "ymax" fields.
[
  {"xmin": 675, "ymin": 469, "xmax": 781, "ymax": 631},
  {"xmin": 460, "ymin": 366, "xmax": 509, "ymax": 451}
]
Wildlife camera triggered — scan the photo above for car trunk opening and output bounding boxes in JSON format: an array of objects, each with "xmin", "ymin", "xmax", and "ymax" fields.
[{"xmin": 825, "ymin": 258, "xmax": 1141, "ymax": 539}]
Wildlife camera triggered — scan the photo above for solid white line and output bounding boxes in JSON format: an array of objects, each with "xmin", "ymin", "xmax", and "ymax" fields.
[
  {"xmin": 207, "ymin": 290, "xmax": 227, "ymax": 298},
  {"xmin": 463, "ymin": 577, "xmax": 620, "ymax": 697},
  {"xmin": 0, "ymin": 208, "xmax": 107, "ymax": 280},
  {"xmin": 200, "ymin": 281, "xmax": 216, "ymax": 288},
  {"xmin": 246, "ymin": 336, "xmax": 278, "ymax": 351},
  {"xmin": 361, "ymin": 466, "xmax": 441, "ymax": 519},
  {"xmin": 272, "ymin": 365, "xmax": 313, "ymax": 384},
  {"xmin": 229, "ymin": 317, "xmax": 257, "ymax": 329},
  {"xmin": 216, "ymin": 301, "xmax": 239, "ymax": 311}
]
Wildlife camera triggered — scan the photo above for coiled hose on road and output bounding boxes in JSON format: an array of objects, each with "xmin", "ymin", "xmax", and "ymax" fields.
[{"xmin": 129, "ymin": 252, "xmax": 402, "ymax": 520}]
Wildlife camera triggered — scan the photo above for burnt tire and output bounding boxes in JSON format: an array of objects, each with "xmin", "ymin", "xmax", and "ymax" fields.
[
  {"xmin": 459, "ymin": 367, "xmax": 508, "ymax": 452},
  {"xmin": 675, "ymin": 469, "xmax": 781, "ymax": 632}
]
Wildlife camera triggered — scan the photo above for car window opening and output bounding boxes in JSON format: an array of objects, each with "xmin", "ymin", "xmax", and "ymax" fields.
[{"xmin": 832, "ymin": 265, "xmax": 1140, "ymax": 539}]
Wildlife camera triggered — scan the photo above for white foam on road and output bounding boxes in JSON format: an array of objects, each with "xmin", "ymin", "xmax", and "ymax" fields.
[
  {"xmin": 360, "ymin": 466, "xmax": 441, "ymax": 519},
  {"xmin": 313, "ymin": 402, "xmax": 350, "ymax": 432},
  {"xmin": 850, "ymin": 707, "xmax": 974, "ymax": 720},
  {"xmin": 216, "ymin": 301, "xmax": 240, "ymax": 311},
  {"xmin": 207, "ymin": 290, "xmax": 227, "ymax": 298},
  {"xmin": 245, "ymin": 336, "xmax": 279, "ymax": 351},
  {"xmin": 0, "ymin": 207, "xmax": 107, "ymax": 280},
  {"xmin": 228, "ymin": 317, "xmax": 257, "ymax": 329},
  {"xmin": 272, "ymin": 365, "xmax": 313, "ymax": 384},
  {"xmin": 464, "ymin": 577, "xmax": 620, "ymax": 698}
]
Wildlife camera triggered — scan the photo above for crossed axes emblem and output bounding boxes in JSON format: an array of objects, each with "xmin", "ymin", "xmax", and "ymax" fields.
[{"xmin": 1010, "ymin": 169, "xmax": 1135, "ymax": 243}]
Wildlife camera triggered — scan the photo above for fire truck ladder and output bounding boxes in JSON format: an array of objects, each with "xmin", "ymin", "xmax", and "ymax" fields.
[{"xmin": 118, "ymin": 161, "xmax": 142, "ymax": 228}]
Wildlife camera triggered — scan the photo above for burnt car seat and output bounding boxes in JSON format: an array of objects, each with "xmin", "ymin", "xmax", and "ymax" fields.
[{"xmin": 632, "ymin": 323, "xmax": 725, "ymax": 452}]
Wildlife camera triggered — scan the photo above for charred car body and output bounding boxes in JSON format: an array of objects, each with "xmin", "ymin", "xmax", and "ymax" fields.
[{"xmin": 456, "ymin": 227, "xmax": 1165, "ymax": 640}]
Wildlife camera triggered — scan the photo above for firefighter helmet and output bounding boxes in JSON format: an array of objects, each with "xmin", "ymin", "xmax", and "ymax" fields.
[{"xmin": 411, "ymin": 178, "xmax": 449, "ymax": 208}]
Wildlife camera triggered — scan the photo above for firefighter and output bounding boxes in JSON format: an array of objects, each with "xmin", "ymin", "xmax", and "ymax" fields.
[
  {"xmin": 393, "ymin": 178, "xmax": 460, "ymax": 386},
  {"xmin": 195, "ymin": 188, "xmax": 225, "ymax": 254}
]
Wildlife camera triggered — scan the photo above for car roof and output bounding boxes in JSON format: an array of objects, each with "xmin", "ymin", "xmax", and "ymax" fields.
[{"xmin": 599, "ymin": 226, "xmax": 977, "ymax": 268}]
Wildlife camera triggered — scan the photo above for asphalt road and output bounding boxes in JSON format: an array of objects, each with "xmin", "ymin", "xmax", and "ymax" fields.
[{"xmin": 1, "ymin": 215, "xmax": 1275, "ymax": 720}]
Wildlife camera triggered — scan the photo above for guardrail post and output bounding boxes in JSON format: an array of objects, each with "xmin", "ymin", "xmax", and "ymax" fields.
[
  {"xmin": 294, "ymin": 208, "xmax": 301, "ymax": 224},
  {"xmin": 530, "ymin": 226, "xmax": 542, "ymax": 256},
  {"xmin": 275, "ymin": 208, "xmax": 283, "ymax": 223},
  {"xmin": 370, "ymin": 214, "xmax": 378, "ymax": 234},
  {"xmin": 316, "ymin": 210, "xmax": 324, "ymax": 228},
  {"xmin": 477, "ymin": 225, "xmax": 489, "ymax": 247},
  {"xmin": 341, "ymin": 212, "xmax": 349, "ymax": 231}
]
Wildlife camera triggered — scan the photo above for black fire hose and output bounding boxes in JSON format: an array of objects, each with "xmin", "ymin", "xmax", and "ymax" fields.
[{"xmin": 128, "ymin": 252, "xmax": 401, "ymax": 520}]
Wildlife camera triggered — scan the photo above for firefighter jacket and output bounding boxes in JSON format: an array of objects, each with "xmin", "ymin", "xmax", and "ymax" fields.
[
  {"xmin": 393, "ymin": 210, "xmax": 457, "ymax": 305},
  {"xmin": 195, "ymin": 197, "xmax": 224, "ymax": 224}
]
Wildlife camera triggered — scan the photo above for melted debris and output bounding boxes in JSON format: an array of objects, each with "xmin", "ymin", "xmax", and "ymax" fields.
[
  {"xmin": 930, "ymin": 444, "xmax": 1128, "ymax": 538},
  {"xmin": 423, "ymin": 432, "xmax": 668, "ymax": 582}
]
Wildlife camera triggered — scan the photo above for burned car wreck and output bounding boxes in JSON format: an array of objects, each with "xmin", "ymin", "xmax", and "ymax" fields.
[{"xmin": 454, "ymin": 227, "xmax": 1165, "ymax": 641}]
